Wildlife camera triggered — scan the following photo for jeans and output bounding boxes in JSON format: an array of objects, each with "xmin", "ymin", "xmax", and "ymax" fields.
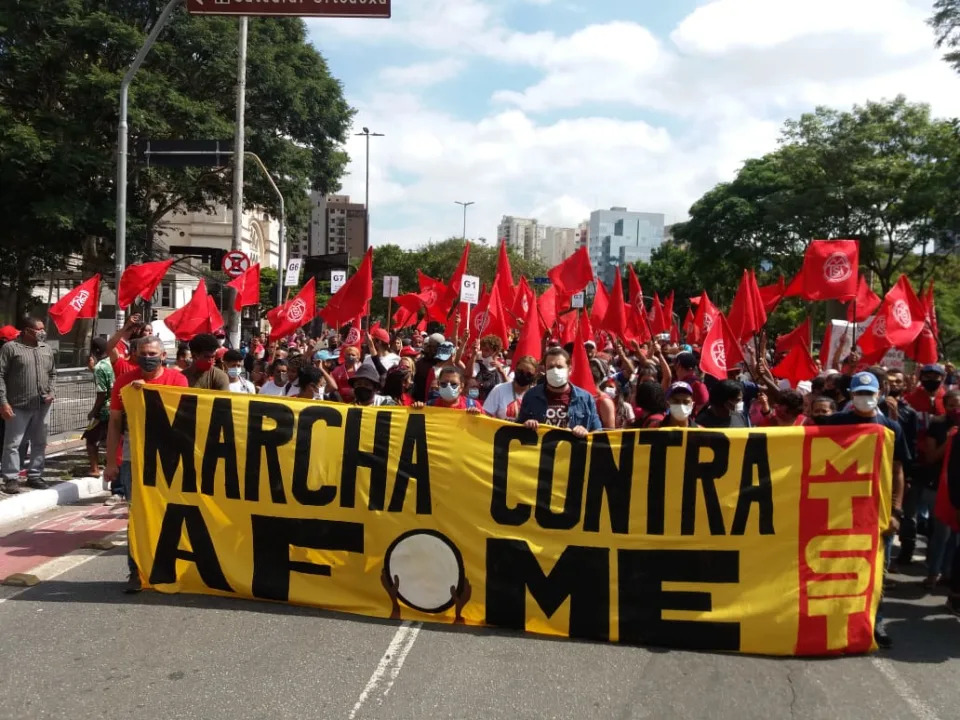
[
  {"xmin": 119, "ymin": 461, "xmax": 137, "ymax": 576},
  {"xmin": 1, "ymin": 404, "xmax": 49, "ymax": 481},
  {"xmin": 899, "ymin": 479, "xmax": 932, "ymax": 553},
  {"xmin": 876, "ymin": 533, "xmax": 894, "ymax": 628}
]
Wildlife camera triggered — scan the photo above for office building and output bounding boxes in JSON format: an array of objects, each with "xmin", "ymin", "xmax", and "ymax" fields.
[
  {"xmin": 497, "ymin": 216, "xmax": 541, "ymax": 262},
  {"xmin": 588, "ymin": 207, "xmax": 665, "ymax": 286},
  {"xmin": 309, "ymin": 192, "xmax": 367, "ymax": 260}
]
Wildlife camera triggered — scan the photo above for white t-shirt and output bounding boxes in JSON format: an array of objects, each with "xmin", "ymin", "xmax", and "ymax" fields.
[
  {"xmin": 229, "ymin": 378, "xmax": 257, "ymax": 394},
  {"xmin": 379, "ymin": 353, "xmax": 400, "ymax": 371},
  {"xmin": 259, "ymin": 379, "xmax": 286, "ymax": 396},
  {"xmin": 483, "ymin": 381, "xmax": 526, "ymax": 420}
]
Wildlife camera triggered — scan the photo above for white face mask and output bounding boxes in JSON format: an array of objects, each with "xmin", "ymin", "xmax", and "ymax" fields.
[
  {"xmin": 482, "ymin": 355, "xmax": 496, "ymax": 368},
  {"xmin": 546, "ymin": 367, "xmax": 568, "ymax": 388},
  {"xmin": 603, "ymin": 386, "xmax": 618, "ymax": 399},
  {"xmin": 439, "ymin": 385, "xmax": 460, "ymax": 402},
  {"xmin": 670, "ymin": 403, "xmax": 693, "ymax": 420},
  {"xmin": 853, "ymin": 395, "xmax": 879, "ymax": 413},
  {"xmin": 734, "ymin": 401, "xmax": 745, "ymax": 415}
]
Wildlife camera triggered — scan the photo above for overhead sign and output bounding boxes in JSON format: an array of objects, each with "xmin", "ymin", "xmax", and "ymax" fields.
[
  {"xmin": 571, "ymin": 292, "xmax": 585, "ymax": 309},
  {"xmin": 125, "ymin": 386, "xmax": 892, "ymax": 656},
  {"xmin": 284, "ymin": 258, "xmax": 302, "ymax": 286},
  {"xmin": 330, "ymin": 270, "xmax": 347, "ymax": 294},
  {"xmin": 186, "ymin": 0, "xmax": 392, "ymax": 18},
  {"xmin": 383, "ymin": 276, "xmax": 400, "ymax": 298},
  {"xmin": 532, "ymin": 277, "xmax": 551, "ymax": 286},
  {"xmin": 221, "ymin": 250, "xmax": 251, "ymax": 278},
  {"xmin": 460, "ymin": 275, "xmax": 480, "ymax": 305}
]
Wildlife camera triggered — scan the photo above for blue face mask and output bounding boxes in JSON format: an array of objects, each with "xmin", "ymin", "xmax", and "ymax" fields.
[{"xmin": 468, "ymin": 388, "xmax": 480, "ymax": 399}]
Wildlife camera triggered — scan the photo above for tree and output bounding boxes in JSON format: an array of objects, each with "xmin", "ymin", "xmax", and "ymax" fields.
[
  {"xmin": 0, "ymin": 1, "xmax": 353, "ymax": 317},
  {"xmin": 932, "ymin": 0, "xmax": 960, "ymax": 73}
]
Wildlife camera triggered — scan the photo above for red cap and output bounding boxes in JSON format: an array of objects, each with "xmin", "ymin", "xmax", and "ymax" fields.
[
  {"xmin": 371, "ymin": 328, "xmax": 390, "ymax": 344},
  {"xmin": 400, "ymin": 346, "xmax": 419, "ymax": 357},
  {"xmin": 215, "ymin": 347, "xmax": 229, "ymax": 360},
  {"xmin": 0, "ymin": 325, "xmax": 18, "ymax": 342}
]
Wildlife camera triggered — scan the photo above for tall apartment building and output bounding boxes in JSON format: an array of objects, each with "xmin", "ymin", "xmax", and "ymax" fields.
[
  {"xmin": 576, "ymin": 220, "xmax": 590, "ymax": 249},
  {"xmin": 308, "ymin": 192, "xmax": 367, "ymax": 260},
  {"xmin": 497, "ymin": 216, "xmax": 541, "ymax": 262},
  {"xmin": 588, "ymin": 207, "xmax": 665, "ymax": 286},
  {"xmin": 539, "ymin": 227, "xmax": 577, "ymax": 267}
]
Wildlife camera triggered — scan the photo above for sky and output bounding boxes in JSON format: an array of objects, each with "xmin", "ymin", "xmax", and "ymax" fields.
[{"xmin": 305, "ymin": 0, "xmax": 960, "ymax": 250}]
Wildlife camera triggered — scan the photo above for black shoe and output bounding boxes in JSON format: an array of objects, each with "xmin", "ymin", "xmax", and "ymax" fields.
[
  {"xmin": 874, "ymin": 625, "xmax": 893, "ymax": 649},
  {"xmin": 2, "ymin": 480, "xmax": 20, "ymax": 494},
  {"xmin": 123, "ymin": 572, "xmax": 142, "ymax": 594},
  {"xmin": 896, "ymin": 543, "xmax": 915, "ymax": 565},
  {"xmin": 25, "ymin": 477, "xmax": 46, "ymax": 490}
]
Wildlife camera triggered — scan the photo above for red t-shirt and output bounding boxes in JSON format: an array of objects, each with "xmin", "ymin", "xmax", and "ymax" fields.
[
  {"xmin": 544, "ymin": 386, "xmax": 572, "ymax": 428},
  {"xmin": 906, "ymin": 387, "xmax": 946, "ymax": 416},
  {"xmin": 111, "ymin": 367, "xmax": 189, "ymax": 413},
  {"xmin": 331, "ymin": 365, "xmax": 356, "ymax": 403},
  {"xmin": 427, "ymin": 395, "xmax": 486, "ymax": 414},
  {"xmin": 112, "ymin": 355, "xmax": 136, "ymax": 377}
]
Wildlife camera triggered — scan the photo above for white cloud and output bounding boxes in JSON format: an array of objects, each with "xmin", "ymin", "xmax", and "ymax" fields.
[{"xmin": 313, "ymin": 0, "xmax": 960, "ymax": 252}]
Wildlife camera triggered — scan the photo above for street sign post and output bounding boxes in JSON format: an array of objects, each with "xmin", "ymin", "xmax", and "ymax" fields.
[
  {"xmin": 186, "ymin": 0, "xmax": 391, "ymax": 17},
  {"xmin": 460, "ymin": 274, "xmax": 480, "ymax": 341},
  {"xmin": 382, "ymin": 276, "xmax": 400, "ymax": 298},
  {"xmin": 571, "ymin": 292, "xmax": 585, "ymax": 309},
  {"xmin": 330, "ymin": 270, "xmax": 347, "ymax": 294},
  {"xmin": 285, "ymin": 258, "xmax": 302, "ymax": 287},
  {"xmin": 222, "ymin": 250, "xmax": 251, "ymax": 278}
]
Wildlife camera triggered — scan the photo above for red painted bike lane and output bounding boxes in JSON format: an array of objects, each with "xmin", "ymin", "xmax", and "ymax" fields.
[{"xmin": 0, "ymin": 505, "xmax": 128, "ymax": 579}]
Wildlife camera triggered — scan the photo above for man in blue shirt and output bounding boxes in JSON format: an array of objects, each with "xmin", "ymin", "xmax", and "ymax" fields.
[
  {"xmin": 518, "ymin": 347, "xmax": 601, "ymax": 438},
  {"xmin": 817, "ymin": 371, "xmax": 906, "ymax": 649}
]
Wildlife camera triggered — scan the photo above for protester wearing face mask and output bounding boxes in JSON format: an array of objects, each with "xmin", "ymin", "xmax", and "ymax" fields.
[
  {"xmin": 0, "ymin": 316, "xmax": 56, "ymax": 494},
  {"xmin": 816, "ymin": 371, "xmax": 907, "ymax": 648},
  {"xmin": 673, "ymin": 351, "xmax": 709, "ymax": 413},
  {"xmin": 413, "ymin": 333, "xmax": 447, "ymax": 402},
  {"xmin": 181, "ymin": 333, "xmax": 230, "ymax": 390},
  {"xmin": 103, "ymin": 336, "xmax": 188, "ymax": 593},
  {"xmin": 907, "ymin": 364, "xmax": 947, "ymax": 418},
  {"xmin": 657, "ymin": 382, "xmax": 698, "ymax": 429},
  {"xmin": 413, "ymin": 366, "xmax": 483, "ymax": 414},
  {"xmin": 105, "ymin": 313, "xmax": 149, "ymax": 376},
  {"xmin": 222, "ymin": 349, "xmax": 257, "ymax": 394},
  {"xmin": 283, "ymin": 355, "xmax": 305, "ymax": 396},
  {"xmin": 382, "ymin": 365, "xmax": 415, "ymax": 406},
  {"xmin": 473, "ymin": 336, "xmax": 508, "ymax": 403},
  {"xmin": 806, "ymin": 396, "xmax": 836, "ymax": 421},
  {"xmin": 483, "ymin": 355, "xmax": 538, "ymax": 420},
  {"xmin": 517, "ymin": 347, "xmax": 601, "ymax": 439},
  {"xmin": 331, "ymin": 346, "xmax": 362, "ymax": 403},
  {"xmin": 590, "ymin": 358, "xmax": 618, "ymax": 430},
  {"xmin": 259, "ymin": 359, "xmax": 288, "ymax": 396},
  {"xmin": 295, "ymin": 367, "xmax": 325, "ymax": 401},
  {"xmin": 603, "ymin": 378, "xmax": 635, "ymax": 428},
  {"xmin": 348, "ymin": 363, "xmax": 395, "ymax": 406},
  {"xmin": 696, "ymin": 380, "xmax": 749, "ymax": 429}
]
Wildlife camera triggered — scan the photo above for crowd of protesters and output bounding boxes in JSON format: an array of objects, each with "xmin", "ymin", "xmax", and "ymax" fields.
[{"xmin": 1, "ymin": 310, "xmax": 958, "ymax": 644}]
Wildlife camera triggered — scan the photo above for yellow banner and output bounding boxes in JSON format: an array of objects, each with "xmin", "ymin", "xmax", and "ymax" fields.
[{"xmin": 124, "ymin": 386, "xmax": 892, "ymax": 655}]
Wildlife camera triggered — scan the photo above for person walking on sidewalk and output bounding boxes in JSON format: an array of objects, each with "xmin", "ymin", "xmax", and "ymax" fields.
[
  {"xmin": 83, "ymin": 337, "xmax": 114, "ymax": 479},
  {"xmin": 104, "ymin": 336, "xmax": 188, "ymax": 593},
  {"xmin": 0, "ymin": 316, "xmax": 56, "ymax": 495}
]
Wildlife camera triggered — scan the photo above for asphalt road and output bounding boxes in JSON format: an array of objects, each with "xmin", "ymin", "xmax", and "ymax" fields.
[{"xmin": 0, "ymin": 514, "xmax": 958, "ymax": 720}]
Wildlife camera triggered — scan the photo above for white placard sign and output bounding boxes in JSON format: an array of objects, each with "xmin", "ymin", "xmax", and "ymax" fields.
[
  {"xmin": 285, "ymin": 259, "xmax": 302, "ymax": 286},
  {"xmin": 330, "ymin": 270, "xmax": 347, "ymax": 294},
  {"xmin": 460, "ymin": 274, "xmax": 481, "ymax": 305},
  {"xmin": 571, "ymin": 292, "xmax": 585, "ymax": 309},
  {"xmin": 383, "ymin": 275, "xmax": 400, "ymax": 298}
]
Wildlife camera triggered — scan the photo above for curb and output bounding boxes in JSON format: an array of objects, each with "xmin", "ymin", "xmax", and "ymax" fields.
[{"xmin": 0, "ymin": 477, "xmax": 109, "ymax": 528}]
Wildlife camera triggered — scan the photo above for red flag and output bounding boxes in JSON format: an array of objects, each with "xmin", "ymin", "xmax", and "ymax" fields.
[
  {"xmin": 846, "ymin": 275, "xmax": 881, "ymax": 323},
  {"xmin": 267, "ymin": 277, "xmax": 316, "ymax": 342},
  {"xmin": 581, "ymin": 306, "xmax": 596, "ymax": 344},
  {"xmin": 727, "ymin": 269, "xmax": 766, "ymax": 342},
  {"xmin": 691, "ymin": 292, "xmax": 719, "ymax": 345},
  {"xmin": 570, "ymin": 319, "xmax": 598, "ymax": 396},
  {"xmin": 599, "ymin": 268, "xmax": 627, "ymax": 341},
  {"xmin": 670, "ymin": 322, "xmax": 679, "ymax": 344},
  {"xmin": 857, "ymin": 310, "xmax": 892, "ymax": 366},
  {"xmin": 662, "ymin": 291, "xmax": 675, "ymax": 334},
  {"xmin": 465, "ymin": 283, "xmax": 510, "ymax": 346},
  {"xmin": 164, "ymin": 279, "xmax": 224, "ymax": 341},
  {"xmin": 784, "ymin": 240, "xmax": 859, "ymax": 301},
  {"xmin": 49, "ymin": 275, "xmax": 100, "ymax": 335},
  {"xmin": 558, "ymin": 310, "xmax": 578, "ymax": 346},
  {"xmin": 514, "ymin": 286, "xmax": 542, "ymax": 362},
  {"xmin": 650, "ymin": 292, "xmax": 668, "ymax": 335},
  {"xmin": 538, "ymin": 286, "xmax": 559, "ymax": 334},
  {"xmin": 908, "ymin": 281, "xmax": 939, "ymax": 364},
  {"xmin": 439, "ymin": 243, "xmax": 471, "ymax": 316},
  {"xmin": 392, "ymin": 302, "xmax": 418, "ymax": 330},
  {"xmin": 771, "ymin": 343, "xmax": 819, "ymax": 388},
  {"xmin": 319, "ymin": 248, "xmax": 373, "ymax": 327},
  {"xmin": 494, "ymin": 240, "xmax": 516, "ymax": 311},
  {"xmin": 417, "ymin": 271, "xmax": 449, "ymax": 323},
  {"xmin": 880, "ymin": 274, "xmax": 925, "ymax": 348},
  {"xmin": 590, "ymin": 280, "xmax": 609, "ymax": 332},
  {"xmin": 775, "ymin": 318, "xmax": 812, "ymax": 355},
  {"xmin": 547, "ymin": 246, "xmax": 593, "ymax": 296},
  {"xmin": 682, "ymin": 308, "xmax": 696, "ymax": 338},
  {"xmin": 511, "ymin": 277, "xmax": 535, "ymax": 327},
  {"xmin": 117, "ymin": 259, "xmax": 174, "ymax": 310},
  {"xmin": 699, "ymin": 311, "xmax": 744, "ymax": 380},
  {"xmin": 226, "ymin": 263, "xmax": 260, "ymax": 312},
  {"xmin": 758, "ymin": 276, "xmax": 786, "ymax": 314}
]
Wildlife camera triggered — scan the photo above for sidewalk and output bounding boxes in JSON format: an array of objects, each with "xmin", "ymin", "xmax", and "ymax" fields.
[{"xmin": 0, "ymin": 432, "xmax": 109, "ymax": 528}]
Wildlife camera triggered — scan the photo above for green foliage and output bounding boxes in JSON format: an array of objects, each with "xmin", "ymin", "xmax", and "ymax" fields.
[
  {"xmin": 0, "ymin": 1, "xmax": 353, "ymax": 314},
  {"xmin": 932, "ymin": 0, "xmax": 960, "ymax": 73}
]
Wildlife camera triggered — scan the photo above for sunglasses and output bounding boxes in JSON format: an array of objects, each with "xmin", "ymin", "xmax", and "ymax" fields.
[{"xmin": 438, "ymin": 381, "xmax": 460, "ymax": 389}]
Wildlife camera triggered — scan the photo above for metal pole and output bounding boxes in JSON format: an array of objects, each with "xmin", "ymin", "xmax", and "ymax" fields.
[
  {"xmin": 228, "ymin": 15, "xmax": 249, "ymax": 348},
  {"xmin": 364, "ymin": 131, "xmax": 370, "ymax": 253},
  {"xmin": 455, "ymin": 201, "xmax": 474, "ymax": 241},
  {"xmin": 243, "ymin": 153, "xmax": 285, "ymax": 308},
  {"xmin": 115, "ymin": 0, "xmax": 183, "ymax": 330}
]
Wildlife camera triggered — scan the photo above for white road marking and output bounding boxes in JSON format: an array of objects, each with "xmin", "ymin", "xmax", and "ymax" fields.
[
  {"xmin": 349, "ymin": 621, "xmax": 422, "ymax": 719},
  {"xmin": 870, "ymin": 657, "xmax": 941, "ymax": 720}
]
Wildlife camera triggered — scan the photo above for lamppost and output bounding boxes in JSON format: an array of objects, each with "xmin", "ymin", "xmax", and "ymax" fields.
[
  {"xmin": 355, "ymin": 127, "xmax": 384, "ymax": 254},
  {"xmin": 455, "ymin": 201, "xmax": 475, "ymax": 240}
]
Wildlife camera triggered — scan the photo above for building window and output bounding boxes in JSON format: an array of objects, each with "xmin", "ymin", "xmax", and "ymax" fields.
[{"xmin": 153, "ymin": 281, "xmax": 174, "ymax": 307}]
